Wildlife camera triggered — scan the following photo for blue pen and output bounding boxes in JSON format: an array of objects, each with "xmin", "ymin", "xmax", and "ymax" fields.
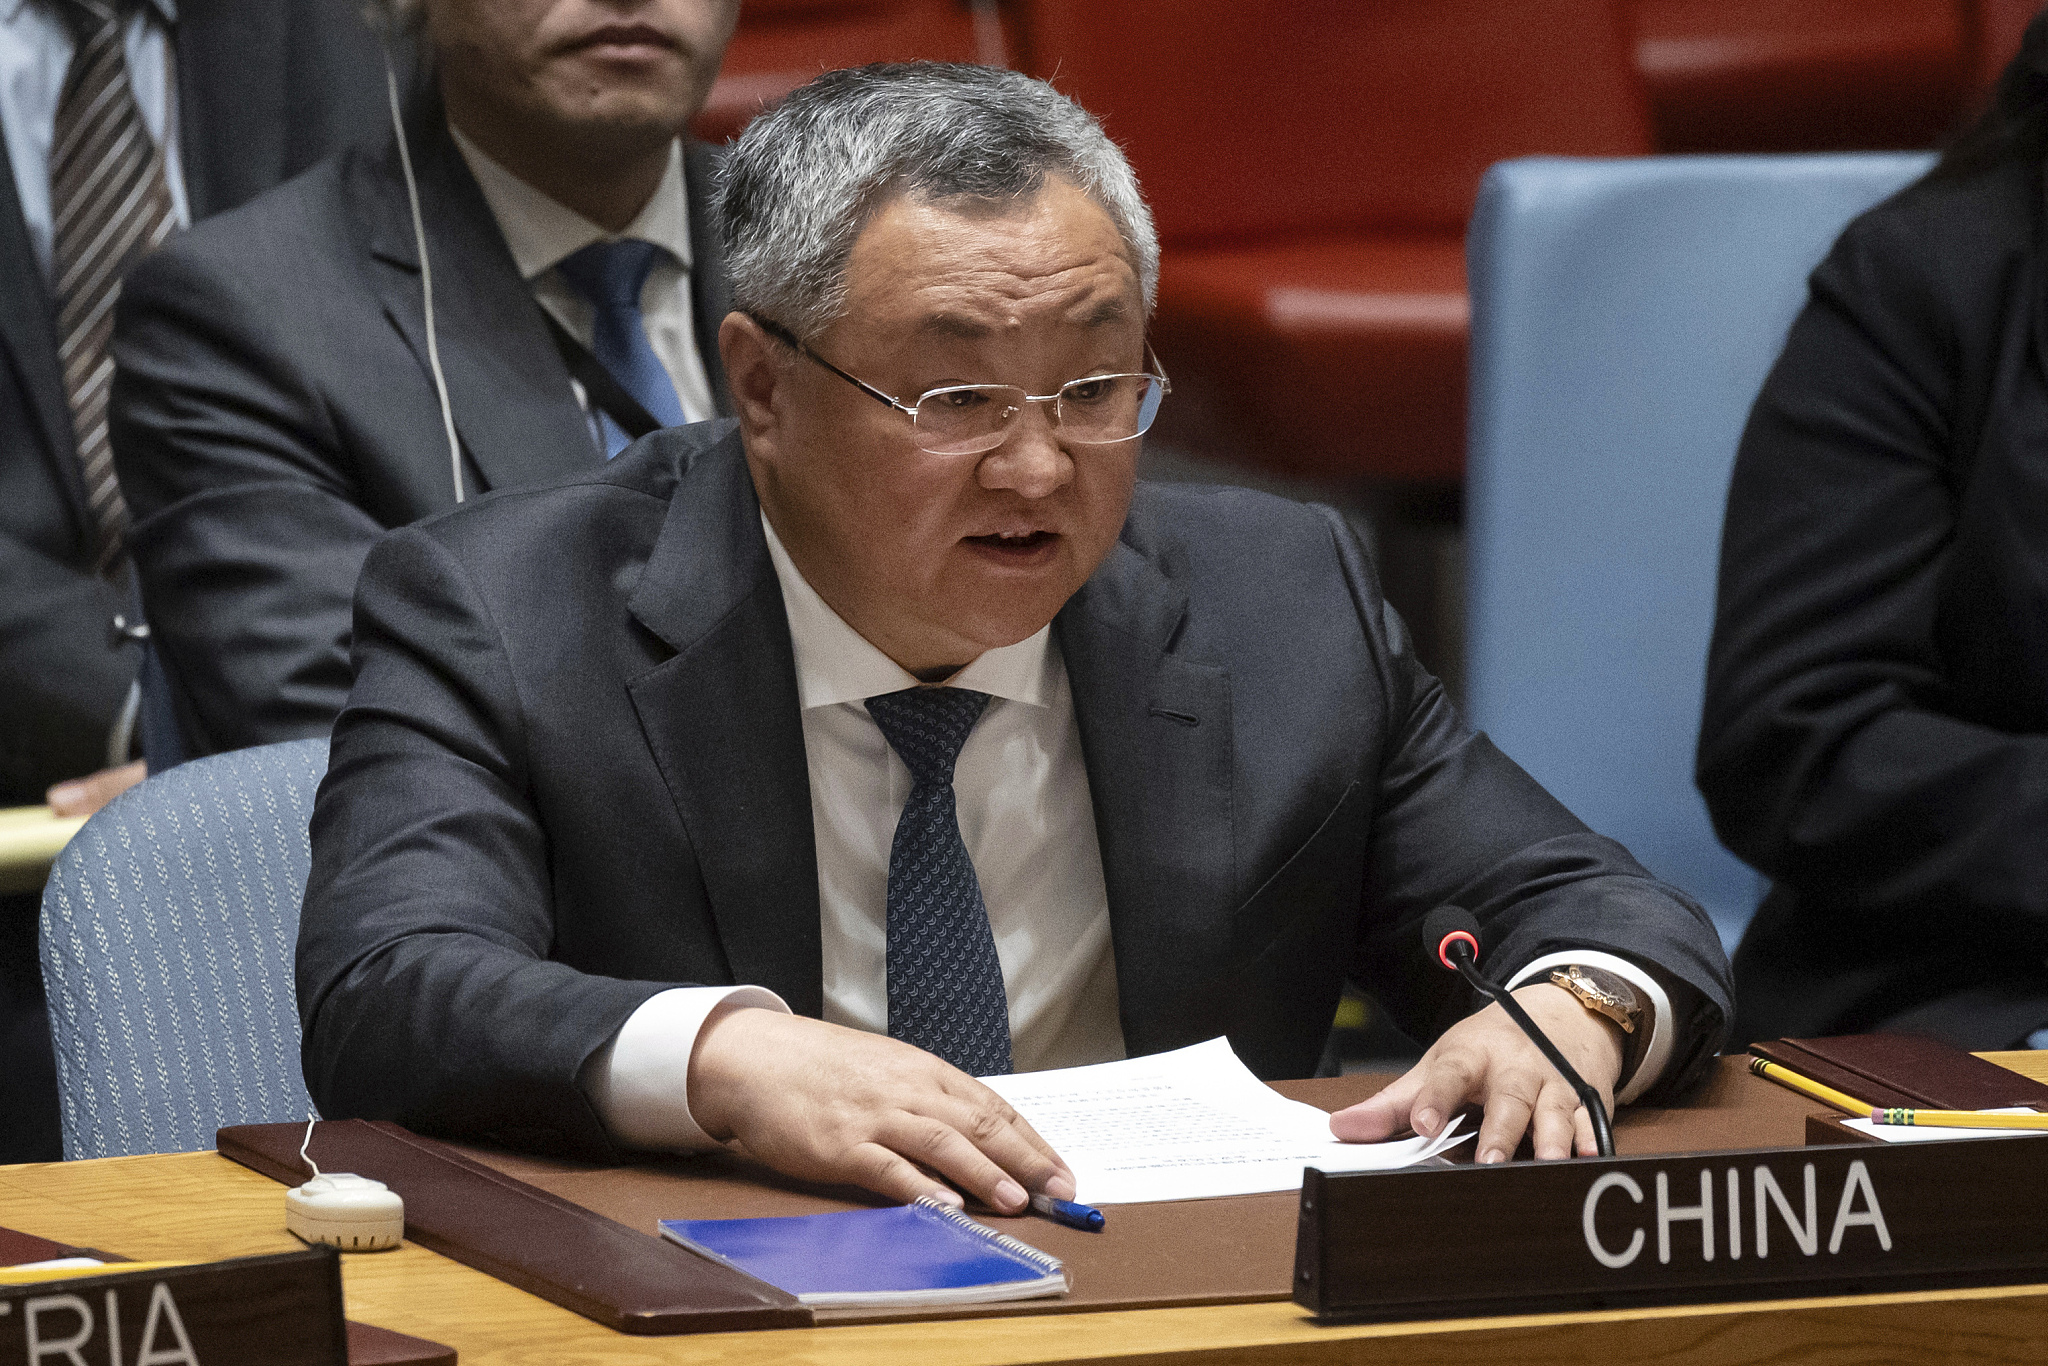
[{"xmin": 1029, "ymin": 1193, "xmax": 1105, "ymax": 1232}]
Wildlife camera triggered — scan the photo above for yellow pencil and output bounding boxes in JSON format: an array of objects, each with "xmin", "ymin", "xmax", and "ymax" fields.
[
  {"xmin": 1868, "ymin": 1108, "xmax": 2048, "ymax": 1130},
  {"xmin": 1747, "ymin": 1056, "xmax": 1876, "ymax": 1116},
  {"xmin": 0, "ymin": 1260, "xmax": 190, "ymax": 1286}
]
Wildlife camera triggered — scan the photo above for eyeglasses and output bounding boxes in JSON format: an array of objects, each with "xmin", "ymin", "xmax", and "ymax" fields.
[{"xmin": 750, "ymin": 313, "xmax": 1171, "ymax": 457}]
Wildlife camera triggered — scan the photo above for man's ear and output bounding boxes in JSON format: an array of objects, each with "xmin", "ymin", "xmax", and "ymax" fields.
[{"xmin": 719, "ymin": 311, "xmax": 785, "ymax": 446}]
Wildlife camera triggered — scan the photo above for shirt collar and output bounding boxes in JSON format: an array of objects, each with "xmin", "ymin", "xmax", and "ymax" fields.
[
  {"xmin": 760, "ymin": 513, "xmax": 1054, "ymax": 711},
  {"xmin": 449, "ymin": 126, "xmax": 692, "ymax": 282}
]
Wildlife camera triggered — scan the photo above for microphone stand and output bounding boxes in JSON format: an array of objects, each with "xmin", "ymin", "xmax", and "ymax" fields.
[{"xmin": 1443, "ymin": 942, "xmax": 1617, "ymax": 1159}]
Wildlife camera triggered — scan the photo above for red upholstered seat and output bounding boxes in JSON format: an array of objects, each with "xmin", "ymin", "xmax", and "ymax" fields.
[
  {"xmin": 1633, "ymin": 0, "xmax": 1970, "ymax": 153},
  {"xmin": 1970, "ymin": 0, "xmax": 2048, "ymax": 93},
  {"xmin": 1021, "ymin": 0, "xmax": 1652, "ymax": 483},
  {"xmin": 1160, "ymin": 240, "xmax": 1468, "ymax": 484}
]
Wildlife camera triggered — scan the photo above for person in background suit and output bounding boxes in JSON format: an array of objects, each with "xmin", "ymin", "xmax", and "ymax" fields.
[
  {"xmin": 109, "ymin": 0, "xmax": 740, "ymax": 759},
  {"xmin": 0, "ymin": 0, "xmax": 395, "ymax": 1163},
  {"xmin": 299, "ymin": 64, "xmax": 1733, "ymax": 1210},
  {"xmin": 1699, "ymin": 12, "xmax": 2048, "ymax": 1051}
]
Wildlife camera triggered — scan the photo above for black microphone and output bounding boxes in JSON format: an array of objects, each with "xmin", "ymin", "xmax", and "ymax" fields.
[{"xmin": 1420, "ymin": 906, "xmax": 1616, "ymax": 1159}]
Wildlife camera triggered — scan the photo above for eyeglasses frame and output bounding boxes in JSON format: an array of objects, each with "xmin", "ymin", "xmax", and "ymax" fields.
[{"xmin": 747, "ymin": 312, "xmax": 1171, "ymax": 454}]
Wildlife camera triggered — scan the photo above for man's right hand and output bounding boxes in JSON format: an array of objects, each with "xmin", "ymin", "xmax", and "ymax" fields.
[{"xmin": 688, "ymin": 1008, "xmax": 1075, "ymax": 1213}]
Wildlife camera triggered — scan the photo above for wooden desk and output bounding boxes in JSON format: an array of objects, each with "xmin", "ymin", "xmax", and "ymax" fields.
[
  {"xmin": 5, "ymin": 1055, "xmax": 2047, "ymax": 1364},
  {"xmin": 0, "ymin": 804, "xmax": 83, "ymax": 895}
]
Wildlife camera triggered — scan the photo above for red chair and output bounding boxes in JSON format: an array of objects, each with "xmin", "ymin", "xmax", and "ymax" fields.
[
  {"xmin": 693, "ymin": 0, "xmax": 1017, "ymax": 144},
  {"xmin": 1021, "ymin": 0, "xmax": 1651, "ymax": 484},
  {"xmin": 1632, "ymin": 0, "xmax": 1970, "ymax": 153},
  {"xmin": 1969, "ymin": 0, "xmax": 2048, "ymax": 94}
]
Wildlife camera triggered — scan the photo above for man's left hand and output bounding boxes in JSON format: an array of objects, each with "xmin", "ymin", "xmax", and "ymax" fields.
[{"xmin": 1328, "ymin": 983, "xmax": 1624, "ymax": 1162}]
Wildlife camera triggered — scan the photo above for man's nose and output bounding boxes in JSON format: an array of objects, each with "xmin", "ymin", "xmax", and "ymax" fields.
[{"xmin": 978, "ymin": 399, "xmax": 1072, "ymax": 498}]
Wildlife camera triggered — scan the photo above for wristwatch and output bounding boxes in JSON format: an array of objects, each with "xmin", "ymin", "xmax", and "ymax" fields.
[{"xmin": 1548, "ymin": 964, "xmax": 1647, "ymax": 1086}]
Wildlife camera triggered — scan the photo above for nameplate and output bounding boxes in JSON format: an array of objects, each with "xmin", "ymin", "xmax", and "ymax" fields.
[
  {"xmin": 1293, "ymin": 1135, "xmax": 2048, "ymax": 1321},
  {"xmin": 0, "ymin": 1247, "xmax": 345, "ymax": 1366}
]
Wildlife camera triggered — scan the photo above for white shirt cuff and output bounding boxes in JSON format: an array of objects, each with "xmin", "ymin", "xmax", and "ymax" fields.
[
  {"xmin": 582, "ymin": 985, "xmax": 790, "ymax": 1152},
  {"xmin": 1502, "ymin": 949, "xmax": 1672, "ymax": 1106}
]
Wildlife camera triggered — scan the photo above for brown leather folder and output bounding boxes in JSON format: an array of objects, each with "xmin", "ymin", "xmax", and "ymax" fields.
[
  {"xmin": 216, "ymin": 1119, "xmax": 810, "ymax": 1335},
  {"xmin": 1752, "ymin": 1034, "xmax": 2048, "ymax": 1111}
]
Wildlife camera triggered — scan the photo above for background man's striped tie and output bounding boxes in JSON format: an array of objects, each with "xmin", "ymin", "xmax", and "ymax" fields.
[{"xmin": 51, "ymin": 0, "xmax": 179, "ymax": 573}]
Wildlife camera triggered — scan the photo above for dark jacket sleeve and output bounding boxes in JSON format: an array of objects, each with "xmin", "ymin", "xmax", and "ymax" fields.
[
  {"xmin": 1323, "ymin": 508, "xmax": 1733, "ymax": 1102},
  {"xmin": 0, "ymin": 526, "xmax": 132, "ymax": 802},
  {"xmin": 1696, "ymin": 186, "xmax": 2048, "ymax": 941},
  {"xmin": 296, "ymin": 523, "xmax": 671, "ymax": 1158},
  {"xmin": 109, "ymin": 230, "xmax": 383, "ymax": 756}
]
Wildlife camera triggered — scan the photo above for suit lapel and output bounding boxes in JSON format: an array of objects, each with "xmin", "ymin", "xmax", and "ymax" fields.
[
  {"xmin": 363, "ymin": 106, "xmax": 600, "ymax": 498},
  {"xmin": 624, "ymin": 433, "xmax": 822, "ymax": 1014},
  {"xmin": 1055, "ymin": 536, "xmax": 1237, "ymax": 1058},
  {"xmin": 683, "ymin": 142, "xmax": 735, "ymax": 416},
  {"xmin": 0, "ymin": 134, "xmax": 81, "ymax": 536}
]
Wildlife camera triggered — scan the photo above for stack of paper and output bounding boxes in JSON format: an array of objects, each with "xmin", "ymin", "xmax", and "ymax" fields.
[{"xmin": 981, "ymin": 1037, "xmax": 1469, "ymax": 1205}]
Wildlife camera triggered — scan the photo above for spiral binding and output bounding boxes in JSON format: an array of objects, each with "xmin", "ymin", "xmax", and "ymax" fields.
[{"xmin": 912, "ymin": 1196, "xmax": 1067, "ymax": 1277}]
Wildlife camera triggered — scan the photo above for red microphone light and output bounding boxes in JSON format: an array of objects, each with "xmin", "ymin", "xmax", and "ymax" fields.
[{"xmin": 1435, "ymin": 930, "xmax": 1479, "ymax": 972}]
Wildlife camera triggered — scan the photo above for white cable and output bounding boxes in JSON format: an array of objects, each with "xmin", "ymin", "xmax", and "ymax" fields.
[
  {"xmin": 385, "ymin": 55, "xmax": 464, "ymax": 504},
  {"xmin": 298, "ymin": 1114, "xmax": 321, "ymax": 1180}
]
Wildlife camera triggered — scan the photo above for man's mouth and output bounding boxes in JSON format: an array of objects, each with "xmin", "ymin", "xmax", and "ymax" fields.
[
  {"xmin": 570, "ymin": 23, "xmax": 676, "ymax": 56},
  {"xmin": 966, "ymin": 529, "xmax": 1058, "ymax": 555}
]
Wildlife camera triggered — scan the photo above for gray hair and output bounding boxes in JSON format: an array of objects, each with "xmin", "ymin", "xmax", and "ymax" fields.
[{"xmin": 718, "ymin": 62, "xmax": 1158, "ymax": 340}]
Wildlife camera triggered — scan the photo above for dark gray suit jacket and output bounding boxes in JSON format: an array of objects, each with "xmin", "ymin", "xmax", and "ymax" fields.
[
  {"xmin": 298, "ymin": 421, "xmax": 1734, "ymax": 1160},
  {"xmin": 109, "ymin": 96, "xmax": 734, "ymax": 759},
  {"xmin": 0, "ymin": 0, "xmax": 393, "ymax": 803}
]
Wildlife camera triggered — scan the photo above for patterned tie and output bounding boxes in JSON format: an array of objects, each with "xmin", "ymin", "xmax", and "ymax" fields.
[
  {"xmin": 555, "ymin": 238, "xmax": 687, "ymax": 456},
  {"xmin": 866, "ymin": 686, "xmax": 1013, "ymax": 1076},
  {"xmin": 51, "ymin": 0, "xmax": 178, "ymax": 573}
]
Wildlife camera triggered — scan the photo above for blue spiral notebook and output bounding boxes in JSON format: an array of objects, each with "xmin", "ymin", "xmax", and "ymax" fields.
[{"xmin": 659, "ymin": 1197, "xmax": 1069, "ymax": 1307}]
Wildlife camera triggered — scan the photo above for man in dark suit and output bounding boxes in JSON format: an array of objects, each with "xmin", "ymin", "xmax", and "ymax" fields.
[
  {"xmin": 110, "ymin": 0, "xmax": 739, "ymax": 758},
  {"xmin": 299, "ymin": 64, "xmax": 1732, "ymax": 1210},
  {"xmin": 1, "ymin": 0, "xmax": 397, "ymax": 1162}
]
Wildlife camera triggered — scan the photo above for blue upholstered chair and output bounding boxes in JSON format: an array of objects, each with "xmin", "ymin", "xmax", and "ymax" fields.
[
  {"xmin": 1463, "ymin": 152, "xmax": 1934, "ymax": 952},
  {"xmin": 39, "ymin": 739, "xmax": 328, "ymax": 1159}
]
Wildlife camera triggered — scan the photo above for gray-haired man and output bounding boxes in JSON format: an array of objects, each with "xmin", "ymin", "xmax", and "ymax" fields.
[{"xmin": 298, "ymin": 63, "xmax": 1734, "ymax": 1209}]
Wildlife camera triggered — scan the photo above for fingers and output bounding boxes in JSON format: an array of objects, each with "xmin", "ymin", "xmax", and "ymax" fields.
[
  {"xmin": 691, "ymin": 1012, "xmax": 1076, "ymax": 1211},
  {"xmin": 1573, "ymin": 1099, "xmax": 1598, "ymax": 1158},
  {"xmin": 1527, "ymin": 1078, "xmax": 1584, "ymax": 1162},
  {"xmin": 1328, "ymin": 1069, "xmax": 1424, "ymax": 1142},
  {"xmin": 1473, "ymin": 1079, "xmax": 1535, "ymax": 1165},
  {"xmin": 878, "ymin": 1092, "xmax": 1064, "ymax": 1213},
  {"xmin": 46, "ymin": 760, "xmax": 147, "ymax": 818},
  {"xmin": 1405, "ymin": 1050, "xmax": 1483, "ymax": 1145}
]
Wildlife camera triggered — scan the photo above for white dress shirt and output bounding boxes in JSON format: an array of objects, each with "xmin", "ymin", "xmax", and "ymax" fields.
[
  {"xmin": 449, "ymin": 127, "xmax": 715, "ymax": 440},
  {"xmin": 586, "ymin": 515, "xmax": 1126, "ymax": 1151},
  {"xmin": 0, "ymin": 0, "xmax": 188, "ymax": 279},
  {"xmin": 584, "ymin": 520, "xmax": 1674, "ymax": 1150}
]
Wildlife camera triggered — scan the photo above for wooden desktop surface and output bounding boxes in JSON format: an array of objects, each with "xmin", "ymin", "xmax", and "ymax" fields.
[{"xmin": 4, "ymin": 1053, "xmax": 2046, "ymax": 1365}]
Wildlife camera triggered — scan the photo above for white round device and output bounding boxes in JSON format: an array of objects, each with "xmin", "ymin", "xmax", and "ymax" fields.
[
  {"xmin": 286, "ymin": 1173, "xmax": 405, "ymax": 1251},
  {"xmin": 287, "ymin": 1117, "xmax": 405, "ymax": 1252}
]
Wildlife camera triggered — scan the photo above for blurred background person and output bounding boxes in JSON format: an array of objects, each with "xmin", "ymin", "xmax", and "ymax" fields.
[
  {"xmin": 110, "ymin": 0, "xmax": 740, "ymax": 760},
  {"xmin": 1699, "ymin": 10, "xmax": 2048, "ymax": 1050},
  {"xmin": 0, "ymin": 0, "xmax": 397, "ymax": 1162}
]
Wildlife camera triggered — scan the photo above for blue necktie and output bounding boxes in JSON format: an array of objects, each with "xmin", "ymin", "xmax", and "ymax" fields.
[
  {"xmin": 556, "ymin": 238, "xmax": 688, "ymax": 456},
  {"xmin": 866, "ymin": 686, "xmax": 1012, "ymax": 1077}
]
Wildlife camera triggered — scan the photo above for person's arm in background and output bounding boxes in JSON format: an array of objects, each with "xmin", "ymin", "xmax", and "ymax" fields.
[
  {"xmin": 0, "ymin": 527, "xmax": 135, "ymax": 807},
  {"xmin": 1312, "ymin": 505, "xmax": 1731, "ymax": 1160},
  {"xmin": 109, "ymin": 216, "xmax": 405, "ymax": 757},
  {"xmin": 1696, "ymin": 186, "xmax": 2048, "ymax": 944}
]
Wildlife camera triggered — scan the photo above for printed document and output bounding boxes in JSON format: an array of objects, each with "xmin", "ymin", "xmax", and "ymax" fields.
[{"xmin": 980, "ymin": 1036, "xmax": 1471, "ymax": 1204}]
